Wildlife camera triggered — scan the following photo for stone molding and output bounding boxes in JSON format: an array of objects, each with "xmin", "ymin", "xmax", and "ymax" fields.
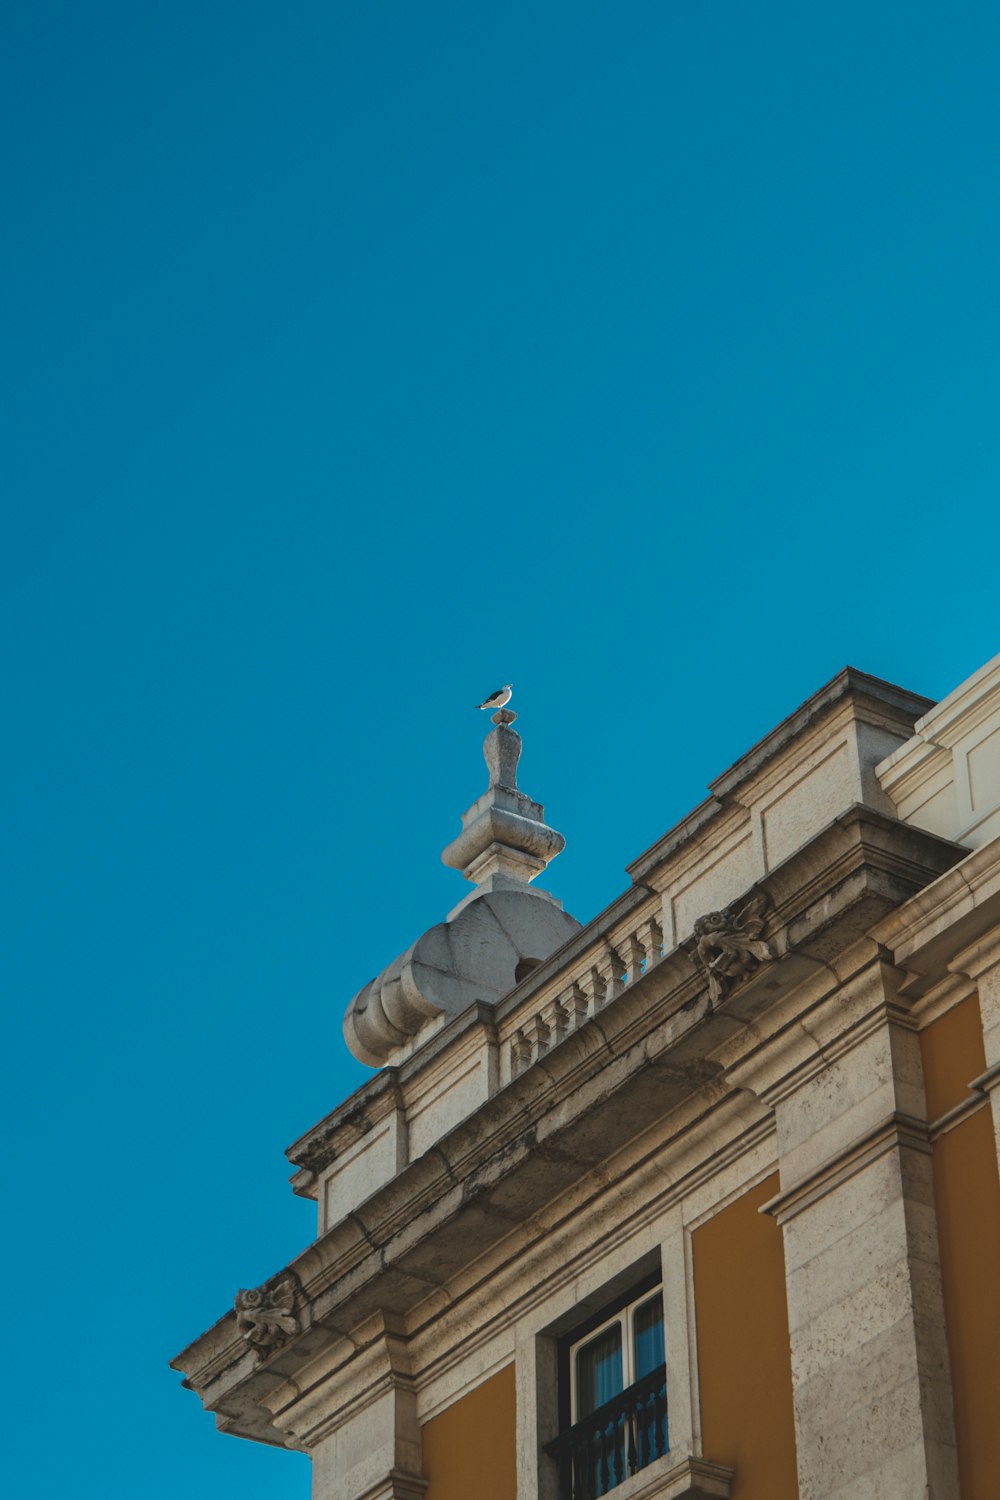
[
  {"xmin": 759, "ymin": 1111, "xmax": 931, "ymax": 1225},
  {"xmin": 409, "ymin": 1110, "xmax": 776, "ymax": 1418},
  {"xmin": 288, "ymin": 812, "xmax": 971, "ymax": 1231},
  {"xmin": 719, "ymin": 960, "xmax": 916, "ymax": 1109},
  {"xmin": 351, "ymin": 1471, "xmax": 428, "ymax": 1500},
  {"xmin": 262, "ymin": 1314, "xmax": 419, "ymax": 1452},
  {"xmin": 627, "ymin": 667, "xmax": 930, "ymax": 885},
  {"xmin": 927, "ymin": 1090, "xmax": 991, "ymax": 1142},
  {"xmin": 600, "ymin": 1454, "xmax": 733, "ymax": 1500},
  {"xmin": 174, "ymin": 812, "xmax": 966, "ymax": 1446},
  {"xmin": 970, "ymin": 1059, "xmax": 1000, "ymax": 1096},
  {"xmin": 877, "ymin": 649, "xmax": 1000, "ymax": 849},
  {"xmin": 871, "ymin": 833, "xmax": 1000, "ymax": 998}
]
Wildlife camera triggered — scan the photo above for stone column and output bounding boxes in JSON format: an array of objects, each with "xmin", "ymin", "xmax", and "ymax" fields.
[{"xmin": 729, "ymin": 961, "xmax": 960, "ymax": 1500}]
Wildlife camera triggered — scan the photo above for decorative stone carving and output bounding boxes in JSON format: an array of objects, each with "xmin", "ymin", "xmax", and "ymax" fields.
[
  {"xmin": 693, "ymin": 890, "xmax": 775, "ymax": 1006},
  {"xmin": 343, "ymin": 714, "xmax": 581, "ymax": 1066},
  {"xmin": 235, "ymin": 1275, "xmax": 300, "ymax": 1358}
]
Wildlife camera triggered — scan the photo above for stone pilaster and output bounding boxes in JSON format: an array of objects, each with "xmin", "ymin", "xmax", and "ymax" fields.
[
  {"xmin": 516, "ymin": 1327, "xmax": 560, "ymax": 1500},
  {"xmin": 259, "ymin": 1316, "xmax": 425, "ymax": 1500},
  {"xmin": 658, "ymin": 1207, "xmax": 698, "ymax": 1463},
  {"xmin": 729, "ymin": 961, "xmax": 960, "ymax": 1499}
]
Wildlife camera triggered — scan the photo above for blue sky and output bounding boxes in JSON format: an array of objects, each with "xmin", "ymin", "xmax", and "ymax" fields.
[{"xmin": 3, "ymin": 3, "xmax": 998, "ymax": 1495}]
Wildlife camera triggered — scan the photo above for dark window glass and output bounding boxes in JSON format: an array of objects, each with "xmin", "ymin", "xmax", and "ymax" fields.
[
  {"xmin": 576, "ymin": 1324, "xmax": 623, "ymax": 1417},
  {"xmin": 632, "ymin": 1296, "xmax": 665, "ymax": 1380}
]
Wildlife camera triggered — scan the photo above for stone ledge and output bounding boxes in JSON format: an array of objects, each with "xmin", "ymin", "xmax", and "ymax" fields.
[
  {"xmin": 970, "ymin": 1059, "xmax": 1000, "ymax": 1096},
  {"xmin": 759, "ymin": 1111, "xmax": 931, "ymax": 1226},
  {"xmin": 354, "ymin": 1471, "xmax": 427, "ymax": 1500},
  {"xmin": 599, "ymin": 1454, "xmax": 734, "ymax": 1500}
]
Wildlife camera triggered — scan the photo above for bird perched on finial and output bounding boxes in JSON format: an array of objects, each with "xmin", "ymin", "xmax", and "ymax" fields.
[{"xmin": 476, "ymin": 684, "xmax": 512, "ymax": 711}]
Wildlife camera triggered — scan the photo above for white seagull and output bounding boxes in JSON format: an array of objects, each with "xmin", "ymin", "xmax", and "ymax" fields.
[{"xmin": 476, "ymin": 684, "xmax": 513, "ymax": 711}]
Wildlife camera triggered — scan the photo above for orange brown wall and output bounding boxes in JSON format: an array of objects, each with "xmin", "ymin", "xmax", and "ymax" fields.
[
  {"xmin": 422, "ymin": 1365, "xmax": 516, "ymax": 1500},
  {"xmin": 692, "ymin": 1174, "xmax": 798, "ymax": 1500},
  {"xmin": 920, "ymin": 994, "xmax": 1000, "ymax": 1500}
]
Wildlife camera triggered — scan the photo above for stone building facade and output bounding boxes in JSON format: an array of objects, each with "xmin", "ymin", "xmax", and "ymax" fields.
[{"xmin": 173, "ymin": 653, "xmax": 1000, "ymax": 1500}]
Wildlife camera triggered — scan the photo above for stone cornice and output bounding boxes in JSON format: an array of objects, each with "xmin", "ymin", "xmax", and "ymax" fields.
[
  {"xmin": 871, "ymin": 834, "xmax": 1000, "ymax": 997},
  {"xmin": 288, "ymin": 1070, "xmax": 406, "ymax": 1179},
  {"xmin": 879, "ymin": 651, "xmax": 1000, "ymax": 764},
  {"xmin": 173, "ymin": 811, "xmax": 964, "ymax": 1444},
  {"xmin": 626, "ymin": 668, "xmax": 931, "ymax": 883}
]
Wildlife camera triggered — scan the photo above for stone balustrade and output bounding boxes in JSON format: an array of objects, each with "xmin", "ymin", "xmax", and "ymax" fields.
[{"xmin": 507, "ymin": 908, "xmax": 666, "ymax": 1080}]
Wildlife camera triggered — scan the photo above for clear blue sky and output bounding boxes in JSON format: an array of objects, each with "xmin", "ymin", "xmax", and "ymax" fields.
[{"xmin": 3, "ymin": 3, "xmax": 998, "ymax": 1495}]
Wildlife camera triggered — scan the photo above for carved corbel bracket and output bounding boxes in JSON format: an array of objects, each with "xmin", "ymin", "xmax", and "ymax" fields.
[
  {"xmin": 234, "ymin": 1271, "xmax": 304, "ymax": 1361},
  {"xmin": 690, "ymin": 890, "xmax": 776, "ymax": 1007}
]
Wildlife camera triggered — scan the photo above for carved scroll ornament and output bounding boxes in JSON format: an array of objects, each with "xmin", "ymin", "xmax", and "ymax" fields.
[
  {"xmin": 234, "ymin": 1276, "xmax": 300, "ymax": 1358},
  {"xmin": 693, "ymin": 891, "xmax": 776, "ymax": 1006}
]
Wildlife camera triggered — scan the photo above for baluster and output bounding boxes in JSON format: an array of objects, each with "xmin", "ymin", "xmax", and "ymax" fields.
[
  {"xmin": 571, "ymin": 1442, "xmax": 583, "ymax": 1500},
  {"xmin": 641, "ymin": 1388, "xmax": 655, "ymax": 1468},
  {"xmin": 602, "ymin": 1416, "xmax": 611, "ymax": 1500},
  {"xmin": 577, "ymin": 965, "xmax": 603, "ymax": 1018},
  {"xmin": 655, "ymin": 1382, "xmax": 668, "ymax": 1458},
  {"xmin": 524, "ymin": 1012, "xmax": 551, "ymax": 1062},
  {"xmin": 594, "ymin": 947, "xmax": 626, "ymax": 1009},
  {"xmin": 644, "ymin": 1380, "xmax": 659, "ymax": 1464},
  {"xmin": 547, "ymin": 999, "xmax": 569, "ymax": 1047},
  {"xmin": 626, "ymin": 1395, "xmax": 638, "ymax": 1475},
  {"xmin": 559, "ymin": 980, "xmax": 589, "ymax": 1033},
  {"xmin": 619, "ymin": 931, "xmax": 645, "ymax": 989},
  {"xmin": 636, "ymin": 914, "xmax": 664, "ymax": 973}
]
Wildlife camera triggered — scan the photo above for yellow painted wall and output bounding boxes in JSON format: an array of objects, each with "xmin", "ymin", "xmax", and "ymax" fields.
[
  {"xmin": 422, "ymin": 1365, "xmax": 516, "ymax": 1500},
  {"xmin": 920, "ymin": 992, "xmax": 987, "ymax": 1120},
  {"xmin": 693, "ymin": 1174, "xmax": 798, "ymax": 1499},
  {"xmin": 921, "ymin": 995, "xmax": 1000, "ymax": 1499}
]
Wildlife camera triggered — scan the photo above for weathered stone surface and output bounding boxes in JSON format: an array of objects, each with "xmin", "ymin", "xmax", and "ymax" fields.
[
  {"xmin": 173, "ymin": 656, "xmax": 1000, "ymax": 1500},
  {"xmin": 345, "ymin": 890, "xmax": 581, "ymax": 1066},
  {"xmin": 343, "ymin": 716, "xmax": 581, "ymax": 1066}
]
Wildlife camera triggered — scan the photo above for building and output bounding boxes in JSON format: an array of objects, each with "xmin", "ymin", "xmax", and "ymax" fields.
[{"xmin": 173, "ymin": 653, "xmax": 1000, "ymax": 1500}]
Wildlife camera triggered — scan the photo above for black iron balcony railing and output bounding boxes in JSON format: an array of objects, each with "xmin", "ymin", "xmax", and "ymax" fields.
[{"xmin": 544, "ymin": 1365, "xmax": 668, "ymax": 1500}]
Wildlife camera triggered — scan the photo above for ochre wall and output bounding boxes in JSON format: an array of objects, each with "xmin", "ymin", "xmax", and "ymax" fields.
[
  {"xmin": 693, "ymin": 1174, "xmax": 798, "ymax": 1499},
  {"xmin": 920, "ymin": 992, "xmax": 987, "ymax": 1118},
  {"xmin": 422, "ymin": 1364, "xmax": 516, "ymax": 1500},
  {"xmin": 921, "ymin": 995, "xmax": 1000, "ymax": 1499}
]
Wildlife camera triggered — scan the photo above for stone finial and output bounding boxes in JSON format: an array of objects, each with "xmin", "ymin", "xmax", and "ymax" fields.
[
  {"xmin": 342, "ymin": 713, "xmax": 581, "ymax": 1067},
  {"xmin": 441, "ymin": 718, "xmax": 565, "ymax": 895},
  {"xmin": 234, "ymin": 1276, "xmax": 300, "ymax": 1359}
]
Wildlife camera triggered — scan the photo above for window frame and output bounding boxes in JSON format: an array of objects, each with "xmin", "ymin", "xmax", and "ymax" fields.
[
  {"xmin": 568, "ymin": 1288, "xmax": 665, "ymax": 1423},
  {"xmin": 556, "ymin": 1269, "xmax": 663, "ymax": 1435}
]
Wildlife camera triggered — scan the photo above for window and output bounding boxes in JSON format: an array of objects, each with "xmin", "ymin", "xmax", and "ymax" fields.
[{"xmin": 546, "ymin": 1280, "xmax": 668, "ymax": 1500}]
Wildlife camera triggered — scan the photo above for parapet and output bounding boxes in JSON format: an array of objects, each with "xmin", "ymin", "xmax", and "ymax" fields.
[
  {"xmin": 296, "ymin": 664, "xmax": 964, "ymax": 1233},
  {"xmin": 877, "ymin": 650, "xmax": 1000, "ymax": 849}
]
